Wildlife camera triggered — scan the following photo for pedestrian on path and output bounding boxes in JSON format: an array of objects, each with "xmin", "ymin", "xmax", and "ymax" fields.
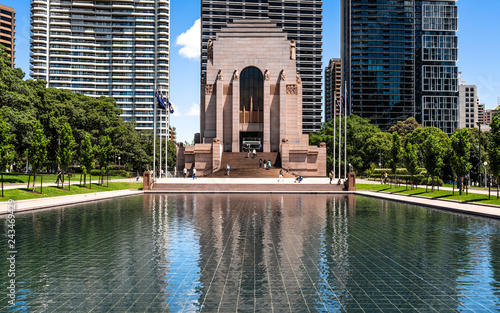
[
  {"xmin": 55, "ymin": 170, "xmax": 62, "ymax": 186},
  {"xmin": 279, "ymin": 169, "xmax": 283, "ymax": 182},
  {"xmin": 263, "ymin": 160, "xmax": 267, "ymax": 170},
  {"xmin": 192, "ymin": 168, "xmax": 197, "ymax": 179},
  {"xmin": 329, "ymin": 171, "xmax": 333, "ymax": 184},
  {"xmin": 259, "ymin": 159, "xmax": 262, "ymax": 168},
  {"xmin": 183, "ymin": 167, "xmax": 187, "ymax": 179},
  {"xmin": 252, "ymin": 149, "xmax": 256, "ymax": 158},
  {"xmin": 267, "ymin": 160, "xmax": 271, "ymax": 170},
  {"xmin": 227, "ymin": 164, "xmax": 230, "ymax": 176}
]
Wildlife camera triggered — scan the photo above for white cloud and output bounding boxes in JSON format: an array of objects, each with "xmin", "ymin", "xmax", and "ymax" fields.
[
  {"xmin": 176, "ymin": 19, "xmax": 201, "ymax": 59},
  {"xmin": 186, "ymin": 103, "xmax": 200, "ymax": 116}
]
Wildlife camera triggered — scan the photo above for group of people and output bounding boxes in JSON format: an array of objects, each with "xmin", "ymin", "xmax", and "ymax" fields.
[
  {"xmin": 381, "ymin": 171, "xmax": 388, "ymax": 184},
  {"xmin": 183, "ymin": 167, "xmax": 197, "ymax": 179},
  {"xmin": 259, "ymin": 159, "xmax": 272, "ymax": 170}
]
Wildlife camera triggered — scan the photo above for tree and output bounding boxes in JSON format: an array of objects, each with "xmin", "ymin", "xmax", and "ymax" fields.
[
  {"xmin": 96, "ymin": 135, "xmax": 113, "ymax": 185},
  {"xmin": 80, "ymin": 133, "xmax": 94, "ymax": 187},
  {"xmin": 451, "ymin": 128, "xmax": 472, "ymax": 195},
  {"xmin": 363, "ymin": 132, "xmax": 392, "ymax": 168},
  {"xmin": 389, "ymin": 117, "xmax": 423, "ymax": 137},
  {"xmin": 423, "ymin": 135, "xmax": 444, "ymax": 191},
  {"xmin": 488, "ymin": 113, "xmax": 500, "ymax": 199},
  {"xmin": 403, "ymin": 142, "xmax": 419, "ymax": 189},
  {"xmin": 56, "ymin": 123, "xmax": 76, "ymax": 189},
  {"xmin": 27, "ymin": 121, "xmax": 49, "ymax": 192},
  {"xmin": 389, "ymin": 132, "xmax": 402, "ymax": 186},
  {"xmin": 0, "ymin": 117, "xmax": 14, "ymax": 196}
]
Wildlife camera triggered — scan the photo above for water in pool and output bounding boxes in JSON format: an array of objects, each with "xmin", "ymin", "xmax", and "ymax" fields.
[{"xmin": 1, "ymin": 194, "xmax": 500, "ymax": 312}]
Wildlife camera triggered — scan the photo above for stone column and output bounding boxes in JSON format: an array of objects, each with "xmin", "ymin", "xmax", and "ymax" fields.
[
  {"xmin": 279, "ymin": 71, "xmax": 287, "ymax": 143},
  {"xmin": 263, "ymin": 77, "xmax": 271, "ymax": 152},
  {"xmin": 232, "ymin": 77, "xmax": 240, "ymax": 152},
  {"xmin": 216, "ymin": 72, "xmax": 224, "ymax": 141}
]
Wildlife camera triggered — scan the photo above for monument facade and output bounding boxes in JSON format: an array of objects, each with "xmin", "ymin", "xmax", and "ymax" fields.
[{"xmin": 177, "ymin": 19, "xmax": 326, "ymax": 177}]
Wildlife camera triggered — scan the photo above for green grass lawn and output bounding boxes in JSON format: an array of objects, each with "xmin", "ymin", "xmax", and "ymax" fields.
[
  {"xmin": 356, "ymin": 183, "xmax": 500, "ymax": 206},
  {"xmin": 0, "ymin": 182, "xmax": 142, "ymax": 202},
  {"xmin": 0, "ymin": 172, "xmax": 130, "ymax": 184}
]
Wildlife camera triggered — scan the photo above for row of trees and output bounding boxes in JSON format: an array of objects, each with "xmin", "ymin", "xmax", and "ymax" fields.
[
  {"xmin": 310, "ymin": 114, "xmax": 500, "ymax": 197},
  {"xmin": 0, "ymin": 47, "xmax": 175, "ymax": 188}
]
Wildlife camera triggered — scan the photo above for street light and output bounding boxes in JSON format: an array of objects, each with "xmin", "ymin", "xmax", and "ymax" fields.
[
  {"xmin": 484, "ymin": 161, "xmax": 488, "ymax": 187},
  {"xmin": 118, "ymin": 156, "xmax": 121, "ymax": 166},
  {"xmin": 349, "ymin": 163, "xmax": 353, "ymax": 173}
]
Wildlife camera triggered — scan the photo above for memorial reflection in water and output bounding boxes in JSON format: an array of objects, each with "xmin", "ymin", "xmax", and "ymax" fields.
[{"xmin": 1, "ymin": 194, "xmax": 500, "ymax": 312}]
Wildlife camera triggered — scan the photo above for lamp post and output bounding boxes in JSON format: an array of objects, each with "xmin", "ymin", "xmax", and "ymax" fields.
[
  {"xmin": 118, "ymin": 156, "xmax": 121, "ymax": 166},
  {"xmin": 484, "ymin": 161, "xmax": 488, "ymax": 187},
  {"xmin": 349, "ymin": 163, "xmax": 352, "ymax": 173}
]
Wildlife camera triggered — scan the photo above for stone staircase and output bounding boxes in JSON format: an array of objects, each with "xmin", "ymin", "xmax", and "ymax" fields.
[{"xmin": 209, "ymin": 152, "xmax": 295, "ymax": 178}]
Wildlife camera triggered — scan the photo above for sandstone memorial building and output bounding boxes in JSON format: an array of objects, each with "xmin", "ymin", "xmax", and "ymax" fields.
[{"xmin": 177, "ymin": 20, "xmax": 326, "ymax": 177}]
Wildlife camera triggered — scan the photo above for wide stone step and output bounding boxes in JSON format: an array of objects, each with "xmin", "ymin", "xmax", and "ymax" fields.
[{"xmin": 152, "ymin": 183, "xmax": 346, "ymax": 192}]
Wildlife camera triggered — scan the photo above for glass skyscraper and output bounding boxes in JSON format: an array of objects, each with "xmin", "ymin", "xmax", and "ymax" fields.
[
  {"xmin": 342, "ymin": 0, "xmax": 458, "ymax": 134},
  {"xmin": 30, "ymin": 0, "xmax": 170, "ymax": 134},
  {"xmin": 201, "ymin": 0, "xmax": 324, "ymax": 133}
]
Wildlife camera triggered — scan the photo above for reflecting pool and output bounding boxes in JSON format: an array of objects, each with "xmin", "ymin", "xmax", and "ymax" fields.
[{"xmin": 2, "ymin": 194, "xmax": 500, "ymax": 312}]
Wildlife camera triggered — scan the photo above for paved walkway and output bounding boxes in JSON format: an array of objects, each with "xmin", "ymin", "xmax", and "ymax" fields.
[
  {"xmin": 0, "ymin": 189, "xmax": 142, "ymax": 215},
  {"xmin": 356, "ymin": 190, "xmax": 500, "ymax": 219}
]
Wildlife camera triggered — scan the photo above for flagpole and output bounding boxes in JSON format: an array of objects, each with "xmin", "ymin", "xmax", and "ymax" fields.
[
  {"xmin": 333, "ymin": 97, "xmax": 336, "ymax": 180},
  {"xmin": 344, "ymin": 81, "xmax": 347, "ymax": 179},
  {"xmin": 153, "ymin": 82, "xmax": 157, "ymax": 182},
  {"xmin": 338, "ymin": 95, "xmax": 342, "ymax": 181},
  {"xmin": 159, "ymin": 108, "xmax": 162, "ymax": 179},
  {"xmin": 166, "ymin": 106, "xmax": 169, "ymax": 178}
]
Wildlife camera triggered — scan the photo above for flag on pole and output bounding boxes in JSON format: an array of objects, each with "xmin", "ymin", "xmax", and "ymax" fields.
[
  {"xmin": 155, "ymin": 90, "xmax": 167, "ymax": 110},
  {"xmin": 166, "ymin": 98, "xmax": 174, "ymax": 114}
]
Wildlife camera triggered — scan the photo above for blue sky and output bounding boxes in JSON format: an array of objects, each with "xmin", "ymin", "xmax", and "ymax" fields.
[{"xmin": 5, "ymin": 0, "xmax": 500, "ymax": 143}]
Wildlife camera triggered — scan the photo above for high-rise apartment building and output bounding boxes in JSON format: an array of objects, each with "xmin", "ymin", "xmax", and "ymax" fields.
[
  {"xmin": 0, "ymin": 4, "xmax": 15, "ymax": 66},
  {"xmin": 458, "ymin": 73, "xmax": 478, "ymax": 129},
  {"xmin": 342, "ymin": 0, "xmax": 458, "ymax": 134},
  {"xmin": 324, "ymin": 58, "xmax": 341, "ymax": 122},
  {"xmin": 30, "ymin": 0, "xmax": 170, "ymax": 133},
  {"xmin": 200, "ymin": 0, "xmax": 323, "ymax": 133}
]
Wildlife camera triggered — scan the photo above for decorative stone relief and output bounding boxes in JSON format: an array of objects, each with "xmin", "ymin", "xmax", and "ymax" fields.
[
  {"xmin": 296, "ymin": 72, "xmax": 302, "ymax": 85},
  {"xmin": 264, "ymin": 68, "xmax": 270, "ymax": 81},
  {"xmin": 280, "ymin": 69, "xmax": 286, "ymax": 81},
  {"xmin": 217, "ymin": 69, "xmax": 223, "ymax": 81},
  {"xmin": 207, "ymin": 39, "xmax": 213, "ymax": 62},
  {"xmin": 290, "ymin": 40, "xmax": 296, "ymax": 60},
  {"xmin": 213, "ymin": 138, "xmax": 220, "ymax": 144},
  {"xmin": 281, "ymin": 138, "xmax": 289, "ymax": 143},
  {"xmin": 233, "ymin": 69, "xmax": 239, "ymax": 81},
  {"xmin": 286, "ymin": 84, "xmax": 297, "ymax": 95},
  {"xmin": 205, "ymin": 84, "xmax": 214, "ymax": 95},
  {"xmin": 320, "ymin": 142, "xmax": 326, "ymax": 148}
]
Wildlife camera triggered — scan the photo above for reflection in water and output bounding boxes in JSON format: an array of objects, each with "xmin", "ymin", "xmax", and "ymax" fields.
[{"xmin": 1, "ymin": 194, "xmax": 500, "ymax": 312}]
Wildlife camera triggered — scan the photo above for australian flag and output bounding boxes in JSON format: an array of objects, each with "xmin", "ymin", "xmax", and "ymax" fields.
[
  {"xmin": 166, "ymin": 98, "xmax": 174, "ymax": 114},
  {"xmin": 155, "ymin": 90, "xmax": 167, "ymax": 110}
]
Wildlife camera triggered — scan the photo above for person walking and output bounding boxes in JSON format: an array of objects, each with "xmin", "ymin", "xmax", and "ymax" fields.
[
  {"xmin": 259, "ymin": 158, "xmax": 262, "ymax": 168},
  {"xmin": 279, "ymin": 169, "xmax": 283, "ymax": 182},
  {"xmin": 55, "ymin": 169, "xmax": 62, "ymax": 186},
  {"xmin": 226, "ymin": 164, "xmax": 230, "ymax": 176},
  {"xmin": 252, "ymin": 149, "xmax": 256, "ymax": 158},
  {"xmin": 183, "ymin": 167, "xmax": 187, "ymax": 179},
  {"xmin": 263, "ymin": 160, "xmax": 267, "ymax": 170},
  {"xmin": 192, "ymin": 168, "xmax": 197, "ymax": 179},
  {"xmin": 267, "ymin": 160, "xmax": 271, "ymax": 170},
  {"xmin": 329, "ymin": 171, "xmax": 333, "ymax": 184}
]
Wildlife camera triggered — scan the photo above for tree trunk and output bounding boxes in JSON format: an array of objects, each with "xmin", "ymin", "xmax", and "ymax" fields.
[
  {"xmin": 458, "ymin": 177, "xmax": 462, "ymax": 195},
  {"xmin": 61, "ymin": 170, "xmax": 65, "ymax": 190},
  {"xmin": 32, "ymin": 171, "xmax": 36, "ymax": 192},
  {"xmin": 83, "ymin": 173, "xmax": 86, "ymax": 187}
]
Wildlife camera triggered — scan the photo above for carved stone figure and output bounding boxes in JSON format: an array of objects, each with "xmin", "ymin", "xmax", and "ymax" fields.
[
  {"xmin": 296, "ymin": 72, "xmax": 301, "ymax": 84},
  {"xmin": 280, "ymin": 69, "xmax": 286, "ymax": 81},
  {"xmin": 281, "ymin": 138, "xmax": 289, "ymax": 144},
  {"xmin": 264, "ymin": 68, "xmax": 270, "ymax": 81},
  {"xmin": 233, "ymin": 69, "xmax": 239, "ymax": 81},
  {"xmin": 207, "ymin": 39, "xmax": 213, "ymax": 61},
  {"xmin": 290, "ymin": 40, "xmax": 296, "ymax": 60},
  {"xmin": 205, "ymin": 84, "xmax": 214, "ymax": 95},
  {"xmin": 217, "ymin": 69, "xmax": 223, "ymax": 81}
]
